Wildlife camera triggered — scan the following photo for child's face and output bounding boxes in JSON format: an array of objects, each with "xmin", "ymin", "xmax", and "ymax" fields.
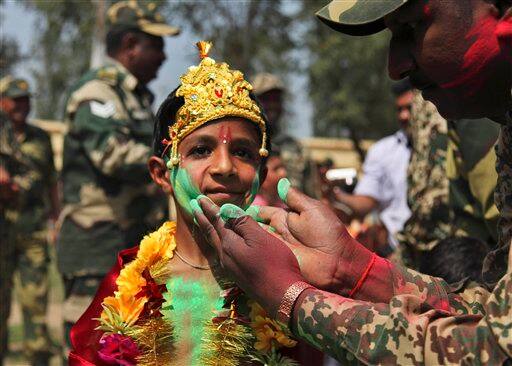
[{"xmin": 176, "ymin": 117, "xmax": 263, "ymax": 209}]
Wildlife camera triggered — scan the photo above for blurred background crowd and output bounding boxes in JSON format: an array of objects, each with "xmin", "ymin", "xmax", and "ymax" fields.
[{"xmin": 0, "ymin": 1, "xmax": 500, "ymax": 365}]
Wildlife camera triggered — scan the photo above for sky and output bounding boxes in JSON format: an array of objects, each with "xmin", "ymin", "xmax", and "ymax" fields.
[{"xmin": 1, "ymin": 0, "xmax": 312, "ymax": 138}]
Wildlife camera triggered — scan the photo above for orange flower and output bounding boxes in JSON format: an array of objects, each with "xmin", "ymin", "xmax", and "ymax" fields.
[
  {"xmin": 248, "ymin": 301, "xmax": 297, "ymax": 353},
  {"xmin": 104, "ymin": 293, "xmax": 148, "ymax": 327},
  {"xmin": 116, "ymin": 261, "xmax": 147, "ymax": 297},
  {"xmin": 138, "ymin": 222, "xmax": 177, "ymax": 265}
]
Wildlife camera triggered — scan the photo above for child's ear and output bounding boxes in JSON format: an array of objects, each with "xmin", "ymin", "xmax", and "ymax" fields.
[{"xmin": 148, "ymin": 156, "xmax": 173, "ymax": 195}]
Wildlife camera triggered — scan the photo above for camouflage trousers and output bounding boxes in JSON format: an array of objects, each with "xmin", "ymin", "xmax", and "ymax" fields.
[{"xmin": 0, "ymin": 224, "xmax": 52, "ymax": 364}]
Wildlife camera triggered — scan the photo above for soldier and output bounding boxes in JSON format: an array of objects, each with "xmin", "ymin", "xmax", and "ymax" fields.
[
  {"xmin": 395, "ymin": 91, "xmax": 451, "ymax": 266},
  {"xmin": 251, "ymin": 73, "xmax": 314, "ymax": 195},
  {"xmin": 57, "ymin": 0, "xmax": 178, "ymax": 349},
  {"xmin": 193, "ymin": 0, "xmax": 512, "ymax": 364},
  {"xmin": 0, "ymin": 106, "xmax": 18, "ymax": 366},
  {"xmin": 0, "ymin": 76, "xmax": 59, "ymax": 365},
  {"xmin": 397, "ymin": 93, "xmax": 500, "ymax": 269}
]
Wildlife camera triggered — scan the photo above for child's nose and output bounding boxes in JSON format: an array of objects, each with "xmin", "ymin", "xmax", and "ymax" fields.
[{"xmin": 210, "ymin": 149, "xmax": 235, "ymax": 177}]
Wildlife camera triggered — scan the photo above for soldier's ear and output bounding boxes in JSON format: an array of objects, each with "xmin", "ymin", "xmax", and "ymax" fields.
[{"xmin": 148, "ymin": 156, "xmax": 173, "ymax": 195}]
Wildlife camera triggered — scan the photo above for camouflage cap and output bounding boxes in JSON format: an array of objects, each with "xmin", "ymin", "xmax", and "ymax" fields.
[
  {"xmin": 0, "ymin": 76, "xmax": 31, "ymax": 98},
  {"xmin": 251, "ymin": 73, "xmax": 285, "ymax": 96},
  {"xmin": 107, "ymin": 0, "xmax": 180, "ymax": 37},
  {"xmin": 316, "ymin": 0, "xmax": 408, "ymax": 36}
]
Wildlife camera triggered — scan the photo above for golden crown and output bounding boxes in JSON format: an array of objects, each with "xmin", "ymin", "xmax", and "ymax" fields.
[{"xmin": 166, "ymin": 41, "xmax": 268, "ymax": 166}]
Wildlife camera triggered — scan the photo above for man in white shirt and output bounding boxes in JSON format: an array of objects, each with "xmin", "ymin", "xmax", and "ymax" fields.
[{"xmin": 333, "ymin": 80, "xmax": 413, "ymax": 250}]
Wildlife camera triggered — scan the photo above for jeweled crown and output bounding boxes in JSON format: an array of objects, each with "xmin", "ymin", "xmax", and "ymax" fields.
[{"xmin": 167, "ymin": 41, "xmax": 268, "ymax": 166}]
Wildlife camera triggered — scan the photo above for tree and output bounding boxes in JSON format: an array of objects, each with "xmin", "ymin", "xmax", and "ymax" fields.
[
  {"xmin": 300, "ymin": 0, "xmax": 396, "ymax": 141},
  {"xmin": 25, "ymin": 0, "xmax": 97, "ymax": 119},
  {"xmin": 166, "ymin": 1, "xmax": 299, "ymax": 79},
  {"xmin": 0, "ymin": 0, "xmax": 25, "ymax": 75}
]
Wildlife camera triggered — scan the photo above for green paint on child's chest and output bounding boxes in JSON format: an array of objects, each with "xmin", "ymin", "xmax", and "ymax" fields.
[{"xmin": 161, "ymin": 277, "xmax": 223, "ymax": 364}]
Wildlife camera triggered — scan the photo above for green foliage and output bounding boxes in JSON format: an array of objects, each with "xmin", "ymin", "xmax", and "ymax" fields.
[
  {"xmin": 166, "ymin": 1, "xmax": 299, "ymax": 78},
  {"xmin": 300, "ymin": 0, "xmax": 396, "ymax": 139},
  {"xmin": 25, "ymin": 0, "xmax": 98, "ymax": 119},
  {"xmin": 0, "ymin": 35, "xmax": 23, "ymax": 75},
  {"xmin": 0, "ymin": 4, "xmax": 25, "ymax": 75}
]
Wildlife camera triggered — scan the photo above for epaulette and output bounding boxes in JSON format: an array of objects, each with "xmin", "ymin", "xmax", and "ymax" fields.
[{"xmin": 96, "ymin": 66, "xmax": 120, "ymax": 86}]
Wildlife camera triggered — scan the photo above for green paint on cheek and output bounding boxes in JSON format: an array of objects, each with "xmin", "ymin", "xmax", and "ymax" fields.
[
  {"xmin": 242, "ymin": 171, "xmax": 260, "ymax": 210},
  {"xmin": 190, "ymin": 199, "xmax": 203, "ymax": 214},
  {"xmin": 277, "ymin": 177, "xmax": 291, "ymax": 203},
  {"xmin": 169, "ymin": 164, "xmax": 201, "ymax": 216},
  {"xmin": 161, "ymin": 277, "xmax": 223, "ymax": 364},
  {"xmin": 220, "ymin": 203, "xmax": 247, "ymax": 221}
]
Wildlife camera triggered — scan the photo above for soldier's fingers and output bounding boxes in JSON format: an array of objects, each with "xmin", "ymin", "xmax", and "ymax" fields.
[
  {"xmin": 278, "ymin": 178, "xmax": 319, "ymax": 213},
  {"xmin": 192, "ymin": 199, "xmax": 222, "ymax": 254},
  {"xmin": 256, "ymin": 205, "xmax": 286, "ymax": 224}
]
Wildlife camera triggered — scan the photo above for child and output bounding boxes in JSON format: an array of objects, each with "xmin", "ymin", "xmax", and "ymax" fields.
[{"xmin": 68, "ymin": 41, "xmax": 322, "ymax": 366}]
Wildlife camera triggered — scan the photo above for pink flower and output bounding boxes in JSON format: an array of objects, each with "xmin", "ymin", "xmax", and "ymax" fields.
[{"xmin": 98, "ymin": 334, "xmax": 140, "ymax": 366}]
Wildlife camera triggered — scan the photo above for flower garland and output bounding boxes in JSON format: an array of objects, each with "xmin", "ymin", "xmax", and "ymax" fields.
[{"xmin": 95, "ymin": 221, "xmax": 298, "ymax": 365}]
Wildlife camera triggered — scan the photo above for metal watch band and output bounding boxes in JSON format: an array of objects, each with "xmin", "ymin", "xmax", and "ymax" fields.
[{"xmin": 277, "ymin": 281, "xmax": 314, "ymax": 326}]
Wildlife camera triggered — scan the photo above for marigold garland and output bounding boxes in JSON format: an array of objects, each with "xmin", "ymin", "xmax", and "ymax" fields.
[{"xmin": 95, "ymin": 221, "xmax": 298, "ymax": 365}]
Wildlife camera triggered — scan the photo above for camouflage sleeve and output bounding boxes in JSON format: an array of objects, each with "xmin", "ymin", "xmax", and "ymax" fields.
[
  {"xmin": 41, "ymin": 131, "xmax": 58, "ymax": 188},
  {"xmin": 350, "ymin": 254, "xmax": 457, "ymax": 310},
  {"xmin": 71, "ymin": 103, "xmax": 151, "ymax": 183},
  {"xmin": 294, "ymin": 271, "xmax": 511, "ymax": 365}
]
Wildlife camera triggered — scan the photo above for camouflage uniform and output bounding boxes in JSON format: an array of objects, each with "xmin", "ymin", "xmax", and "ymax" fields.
[
  {"xmin": 57, "ymin": 1, "xmax": 178, "ymax": 344},
  {"xmin": 285, "ymin": 2, "xmax": 512, "ymax": 364},
  {"xmin": 293, "ymin": 109, "xmax": 512, "ymax": 365},
  {"xmin": 396, "ymin": 92, "xmax": 451, "ymax": 266},
  {"xmin": 0, "ymin": 111, "xmax": 18, "ymax": 362},
  {"xmin": 447, "ymin": 119, "xmax": 500, "ymax": 244},
  {"xmin": 397, "ymin": 93, "xmax": 500, "ymax": 268},
  {"xmin": 0, "ymin": 78, "xmax": 57, "ymax": 364}
]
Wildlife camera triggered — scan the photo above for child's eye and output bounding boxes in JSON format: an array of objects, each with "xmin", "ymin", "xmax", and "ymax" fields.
[
  {"xmin": 190, "ymin": 146, "xmax": 212, "ymax": 157},
  {"xmin": 233, "ymin": 148, "xmax": 255, "ymax": 160}
]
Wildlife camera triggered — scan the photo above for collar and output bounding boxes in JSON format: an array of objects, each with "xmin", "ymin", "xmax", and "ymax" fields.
[
  {"xmin": 395, "ymin": 129, "xmax": 409, "ymax": 145},
  {"xmin": 105, "ymin": 57, "xmax": 140, "ymax": 92}
]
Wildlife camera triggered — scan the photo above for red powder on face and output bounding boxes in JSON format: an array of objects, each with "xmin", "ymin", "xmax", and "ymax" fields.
[
  {"xmin": 218, "ymin": 125, "xmax": 232, "ymax": 143},
  {"xmin": 495, "ymin": 15, "xmax": 512, "ymax": 47},
  {"xmin": 423, "ymin": 4, "xmax": 431, "ymax": 18},
  {"xmin": 440, "ymin": 17, "xmax": 501, "ymax": 94}
]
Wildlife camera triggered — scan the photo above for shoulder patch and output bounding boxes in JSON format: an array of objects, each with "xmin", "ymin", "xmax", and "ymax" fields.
[
  {"xmin": 96, "ymin": 67, "xmax": 119, "ymax": 85},
  {"xmin": 90, "ymin": 101, "xmax": 116, "ymax": 119}
]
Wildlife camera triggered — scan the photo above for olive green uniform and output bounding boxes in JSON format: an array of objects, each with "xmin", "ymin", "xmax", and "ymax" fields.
[
  {"xmin": 447, "ymin": 119, "xmax": 500, "ymax": 243},
  {"xmin": 1, "ymin": 119, "xmax": 56, "ymax": 363}
]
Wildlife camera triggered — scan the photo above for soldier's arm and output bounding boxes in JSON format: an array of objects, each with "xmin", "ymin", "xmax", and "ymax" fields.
[
  {"xmin": 71, "ymin": 103, "xmax": 151, "ymax": 184},
  {"xmin": 292, "ymin": 272, "xmax": 511, "ymax": 365},
  {"xmin": 42, "ymin": 132, "xmax": 60, "ymax": 220}
]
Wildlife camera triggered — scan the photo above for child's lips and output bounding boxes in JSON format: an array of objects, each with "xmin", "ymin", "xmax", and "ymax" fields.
[{"xmin": 205, "ymin": 191, "xmax": 244, "ymax": 205}]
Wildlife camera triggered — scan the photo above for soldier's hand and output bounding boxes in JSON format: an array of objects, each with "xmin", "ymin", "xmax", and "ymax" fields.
[
  {"xmin": 194, "ymin": 199, "xmax": 304, "ymax": 317},
  {"xmin": 256, "ymin": 178, "xmax": 374, "ymax": 294},
  {"xmin": 0, "ymin": 165, "xmax": 11, "ymax": 185}
]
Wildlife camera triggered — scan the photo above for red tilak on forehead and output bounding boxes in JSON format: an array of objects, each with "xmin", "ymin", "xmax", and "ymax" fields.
[{"xmin": 219, "ymin": 125, "xmax": 232, "ymax": 144}]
